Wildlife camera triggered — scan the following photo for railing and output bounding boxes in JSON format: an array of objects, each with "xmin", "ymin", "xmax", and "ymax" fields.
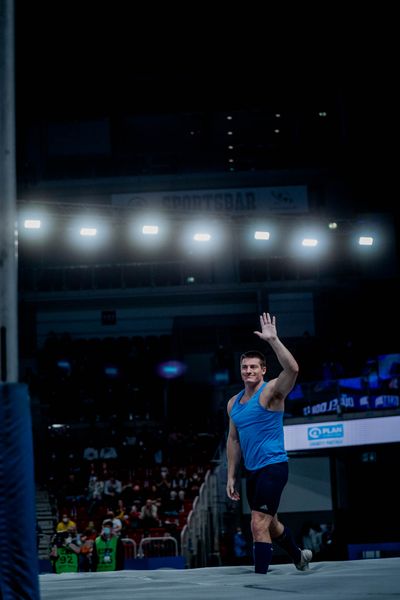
[
  {"xmin": 121, "ymin": 538, "xmax": 137, "ymax": 559},
  {"xmin": 181, "ymin": 444, "xmax": 225, "ymax": 568},
  {"xmin": 138, "ymin": 536, "xmax": 178, "ymax": 558}
]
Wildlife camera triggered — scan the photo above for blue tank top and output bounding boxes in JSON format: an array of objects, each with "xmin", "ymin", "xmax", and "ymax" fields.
[{"xmin": 230, "ymin": 381, "xmax": 287, "ymax": 471}]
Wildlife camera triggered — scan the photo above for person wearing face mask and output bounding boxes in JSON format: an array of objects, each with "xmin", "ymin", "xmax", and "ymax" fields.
[
  {"xmin": 92, "ymin": 519, "xmax": 125, "ymax": 572},
  {"xmin": 49, "ymin": 525, "xmax": 81, "ymax": 574},
  {"xmin": 56, "ymin": 513, "xmax": 77, "ymax": 532}
]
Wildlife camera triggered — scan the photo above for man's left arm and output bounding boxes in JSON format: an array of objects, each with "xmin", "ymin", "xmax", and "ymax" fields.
[
  {"xmin": 268, "ymin": 336, "xmax": 299, "ymax": 399},
  {"xmin": 254, "ymin": 312, "xmax": 299, "ymax": 399}
]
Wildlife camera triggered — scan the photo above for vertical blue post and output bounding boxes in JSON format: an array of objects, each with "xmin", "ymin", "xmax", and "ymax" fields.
[{"xmin": 0, "ymin": 383, "xmax": 40, "ymax": 599}]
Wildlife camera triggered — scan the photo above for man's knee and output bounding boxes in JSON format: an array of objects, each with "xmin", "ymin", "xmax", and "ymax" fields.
[{"xmin": 251, "ymin": 511, "xmax": 272, "ymax": 535}]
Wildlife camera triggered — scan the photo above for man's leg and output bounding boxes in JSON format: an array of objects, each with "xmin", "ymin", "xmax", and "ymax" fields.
[
  {"xmin": 251, "ymin": 511, "xmax": 273, "ymax": 574},
  {"xmin": 270, "ymin": 515, "xmax": 312, "ymax": 570}
]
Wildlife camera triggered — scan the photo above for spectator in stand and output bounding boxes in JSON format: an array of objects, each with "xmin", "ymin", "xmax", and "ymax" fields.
[
  {"xmin": 56, "ymin": 513, "xmax": 77, "ymax": 532},
  {"xmin": 172, "ymin": 468, "xmax": 189, "ymax": 491},
  {"xmin": 300, "ymin": 521, "xmax": 323, "ymax": 560},
  {"xmin": 131, "ymin": 483, "xmax": 143, "ymax": 508},
  {"xmin": 120, "ymin": 480, "xmax": 135, "ymax": 508},
  {"xmin": 177, "ymin": 489, "xmax": 186, "ymax": 512},
  {"xmin": 50, "ymin": 525, "xmax": 81, "ymax": 574},
  {"xmin": 92, "ymin": 519, "xmax": 125, "ymax": 572},
  {"xmin": 104, "ymin": 475, "xmax": 122, "ymax": 509},
  {"xmin": 144, "ymin": 482, "xmax": 158, "ymax": 500},
  {"xmin": 188, "ymin": 472, "xmax": 201, "ymax": 498},
  {"xmin": 155, "ymin": 467, "xmax": 172, "ymax": 501},
  {"xmin": 87, "ymin": 474, "xmax": 105, "ymax": 515},
  {"xmin": 87, "ymin": 461, "xmax": 98, "ymax": 479},
  {"xmin": 163, "ymin": 490, "xmax": 180, "ymax": 518},
  {"xmin": 105, "ymin": 509, "xmax": 123, "ymax": 537},
  {"xmin": 127, "ymin": 503, "xmax": 141, "ymax": 530},
  {"xmin": 139, "ymin": 498, "xmax": 160, "ymax": 529},
  {"xmin": 78, "ymin": 528, "xmax": 96, "ymax": 572},
  {"xmin": 233, "ymin": 526, "xmax": 250, "ymax": 565},
  {"xmin": 115, "ymin": 499, "xmax": 127, "ymax": 521}
]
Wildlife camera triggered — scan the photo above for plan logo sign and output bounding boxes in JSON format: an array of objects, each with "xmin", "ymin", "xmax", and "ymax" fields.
[{"xmin": 307, "ymin": 424, "xmax": 344, "ymax": 441}]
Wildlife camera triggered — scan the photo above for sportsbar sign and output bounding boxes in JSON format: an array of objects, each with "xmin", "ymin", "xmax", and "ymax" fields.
[{"xmin": 111, "ymin": 185, "xmax": 308, "ymax": 215}]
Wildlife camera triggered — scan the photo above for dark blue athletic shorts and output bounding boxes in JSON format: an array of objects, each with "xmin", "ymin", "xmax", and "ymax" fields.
[{"xmin": 246, "ymin": 461, "xmax": 289, "ymax": 516}]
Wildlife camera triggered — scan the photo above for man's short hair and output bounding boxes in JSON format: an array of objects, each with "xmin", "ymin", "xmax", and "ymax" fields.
[{"xmin": 240, "ymin": 350, "xmax": 266, "ymax": 368}]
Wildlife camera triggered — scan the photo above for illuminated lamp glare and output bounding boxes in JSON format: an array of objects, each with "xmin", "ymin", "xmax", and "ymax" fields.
[
  {"xmin": 359, "ymin": 236, "xmax": 374, "ymax": 246},
  {"xmin": 80, "ymin": 227, "xmax": 97, "ymax": 237},
  {"xmin": 57, "ymin": 360, "xmax": 71, "ymax": 371},
  {"xmin": 302, "ymin": 238, "xmax": 318, "ymax": 247},
  {"xmin": 193, "ymin": 233, "xmax": 211, "ymax": 242},
  {"xmin": 157, "ymin": 360, "xmax": 187, "ymax": 379},
  {"xmin": 24, "ymin": 219, "xmax": 41, "ymax": 229},
  {"xmin": 142, "ymin": 225, "xmax": 159, "ymax": 235},
  {"xmin": 254, "ymin": 231, "xmax": 270, "ymax": 240}
]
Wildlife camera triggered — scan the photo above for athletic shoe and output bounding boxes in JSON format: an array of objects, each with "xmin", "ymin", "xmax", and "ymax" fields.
[{"xmin": 295, "ymin": 549, "xmax": 313, "ymax": 571}]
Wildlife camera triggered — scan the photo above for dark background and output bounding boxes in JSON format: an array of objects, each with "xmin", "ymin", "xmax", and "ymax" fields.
[{"xmin": 15, "ymin": 3, "xmax": 397, "ymax": 210}]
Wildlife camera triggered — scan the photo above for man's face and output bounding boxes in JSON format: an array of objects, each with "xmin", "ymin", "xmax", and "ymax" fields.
[{"xmin": 240, "ymin": 357, "xmax": 266, "ymax": 383}]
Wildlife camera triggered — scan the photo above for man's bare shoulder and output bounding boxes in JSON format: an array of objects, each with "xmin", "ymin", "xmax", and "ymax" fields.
[
  {"xmin": 260, "ymin": 378, "xmax": 277, "ymax": 396},
  {"xmin": 260, "ymin": 377, "xmax": 287, "ymax": 408},
  {"xmin": 227, "ymin": 393, "xmax": 238, "ymax": 413},
  {"xmin": 259, "ymin": 378, "xmax": 277, "ymax": 403}
]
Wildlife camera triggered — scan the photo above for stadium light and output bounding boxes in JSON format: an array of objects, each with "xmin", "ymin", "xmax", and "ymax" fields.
[
  {"xmin": 254, "ymin": 230, "xmax": 270, "ymax": 240},
  {"xmin": 289, "ymin": 223, "xmax": 329, "ymax": 258},
  {"xmin": 302, "ymin": 238, "xmax": 319, "ymax": 247},
  {"xmin": 193, "ymin": 232, "xmax": 211, "ymax": 242},
  {"xmin": 128, "ymin": 214, "xmax": 168, "ymax": 249},
  {"xmin": 80, "ymin": 227, "xmax": 97, "ymax": 237},
  {"xmin": 68, "ymin": 216, "xmax": 111, "ymax": 249},
  {"xmin": 182, "ymin": 220, "xmax": 226, "ymax": 254},
  {"xmin": 24, "ymin": 219, "xmax": 41, "ymax": 229},
  {"xmin": 19, "ymin": 208, "xmax": 52, "ymax": 240},
  {"xmin": 142, "ymin": 225, "xmax": 159, "ymax": 235},
  {"xmin": 358, "ymin": 236, "xmax": 374, "ymax": 246}
]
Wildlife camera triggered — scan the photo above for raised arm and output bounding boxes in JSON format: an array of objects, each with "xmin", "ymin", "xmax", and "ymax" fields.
[{"xmin": 254, "ymin": 312, "xmax": 299, "ymax": 401}]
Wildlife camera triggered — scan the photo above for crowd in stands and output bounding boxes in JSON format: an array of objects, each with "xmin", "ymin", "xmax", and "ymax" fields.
[{"xmin": 39, "ymin": 419, "xmax": 219, "ymax": 572}]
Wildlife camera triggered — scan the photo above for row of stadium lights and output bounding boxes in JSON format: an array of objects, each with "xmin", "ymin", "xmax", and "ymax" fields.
[{"xmin": 22, "ymin": 218, "xmax": 375, "ymax": 247}]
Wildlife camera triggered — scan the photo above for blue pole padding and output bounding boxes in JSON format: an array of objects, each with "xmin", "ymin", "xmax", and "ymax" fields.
[{"xmin": 0, "ymin": 383, "xmax": 40, "ymax": 599}]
